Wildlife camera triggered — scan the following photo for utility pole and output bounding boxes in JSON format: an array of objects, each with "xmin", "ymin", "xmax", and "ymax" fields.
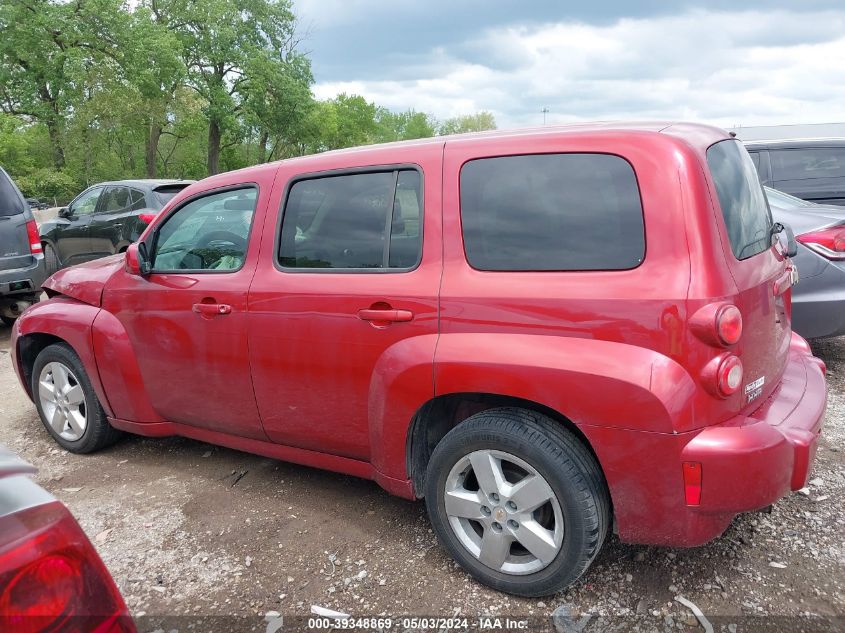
[{"xmin": 541, "ymin": 107, "xmax": 549, "ymax": 125}]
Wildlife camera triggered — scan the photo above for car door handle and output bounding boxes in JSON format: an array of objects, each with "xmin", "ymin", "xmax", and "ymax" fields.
[
  {"xmin": 357, "ymin": 308, "xmax": 414, "ymax": 323},
  {"xmin": 193, "ymin": 302, "xmax": 232, "ymax": 316}
]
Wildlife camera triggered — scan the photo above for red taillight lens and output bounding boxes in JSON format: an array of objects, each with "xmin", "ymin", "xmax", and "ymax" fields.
[
  {"xmin": 797, "ymin": 226, "xmax": 845, "ymax": 260},
  {"xmin": 715, "ymin": 305, "xmax": 742, "ymax": 346},
  {"xmin": 137, "ymin": 211, "xmax": 158, "ymax": 224},
  {"xmin": 717, "ymin": 354, "xmax": 743, "ymax": 396},
  {"xmin": 0, "ymin": 555, "xmax": 82, "ymax": 633},
  {"xmin": 25, "ymin": 220, "xmax": 42, "ymax": 255},
  {"xmin": 0, "ymin": 502, "xmax": 135, "ymax": 633},
  {"xmin": 682, "ymin": 462, "xmax": 702, "ymax": 506}
]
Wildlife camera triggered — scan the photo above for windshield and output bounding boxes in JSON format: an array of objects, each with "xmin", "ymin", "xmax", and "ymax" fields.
[
  {"xmin": 153, "ymin": 184, "xmax": 191, "ymax": 208},
  {"xmin": 707, "ymin": 139, "xmax": 773, "ymax": 260},
  {"xmin": 0, "ymin": 168, "xmax": 26, "ymax": 217}
]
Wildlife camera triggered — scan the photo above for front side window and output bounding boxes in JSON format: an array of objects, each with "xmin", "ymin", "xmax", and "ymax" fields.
[
  {"xmin": 151, "ymin": 187, "xmax": 257, "ymax": 272},
  {"xmin": 770, "ymin": 148, "xmax": 845, "ymax": 181},
  {"xmin": 707, "ymin": 140, "xmax": 772, "ymax": 260},
  {"xmin": 70, "ymin": 187, "xmax": 103, "ymax": 216},
  {"xmin": 279, "ymin": 169, "xmax": 422, "ymax": 270},
  {"xmin": 460, "ymin": 153, "xmax": 645, "ymax": 271}
]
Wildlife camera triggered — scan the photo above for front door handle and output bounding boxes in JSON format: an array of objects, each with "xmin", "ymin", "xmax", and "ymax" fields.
[
  {"xmin": 357, "ymin": 308, "xmax": 414, "ymax": 323},
  {"xmin": 193, "ymin": 302, "xmax": 232, "ymax": 317}
]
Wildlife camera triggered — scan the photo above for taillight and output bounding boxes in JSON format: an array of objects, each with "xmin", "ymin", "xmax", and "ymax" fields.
[
  {"xmin": 0, "ymin": 502, "xmax": 135, "ymax": 633},
  {"xmin": 717, "ymin": 354, "xmax": 743, "ymax": 397},
  {"xmin": 137, "ymin": 211, "xmax": 158, "ymax": 224},
  {"xmin": 797, "ymin": 225, "xmax": 845, "ymax": 260},
  {"xmin": 715, "ymin": 305, "xmax": 742, "ymax": 346},
  {"xmin": 25, "ymin": 220, "xmax": 42, "ymax": 255}
]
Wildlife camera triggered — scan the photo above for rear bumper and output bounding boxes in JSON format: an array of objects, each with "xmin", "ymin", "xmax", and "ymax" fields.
[
  {"xmin": 682, "ymin": 337, "xmax": 826, "ymax": 514},
  {"xmin": 600, "ymin": 333, "xmax": 827, "ymax": 547},
  {"xmin": 0, "ymin": 256, "xmax": 47, "ymax": 298}
]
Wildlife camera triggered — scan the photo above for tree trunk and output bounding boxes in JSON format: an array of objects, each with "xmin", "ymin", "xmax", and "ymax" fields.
[
  {"xmin": 146, "ymin": 121, "xmax": 162, "ymax": 178},
  {"xmin": 257, "ymin": 130, "xmax": 269, "ymax": 163},
  {"xmin": 207, "ymin": 119, "xmax": 221, "ymax": 175},
  {"xmin": 46, "ymin": 119, "xmax": 65, "ymax": 169}
]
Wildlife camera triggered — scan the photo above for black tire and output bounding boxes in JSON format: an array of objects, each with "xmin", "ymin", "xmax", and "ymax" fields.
[
  {"xmin": 1, "ymin": 316, "xmax": 15, "ymax": 327},
  {"xmin": 44, "ymin": 243, "xmax": 60, "ymax": 275},
  {"xmin": 31, "ymin": 343, "xmax": 122, "ymax": 453},
  {"xmin": 424, "ymin": 407, "xmax": 609, "ymax": 597}
]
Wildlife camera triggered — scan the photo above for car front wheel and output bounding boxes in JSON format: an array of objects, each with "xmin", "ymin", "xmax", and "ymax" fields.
[
  {"xmin": 425, "ymin": 407, "xmax": 609, "ymax": 596},
  {"xmin": 31, "ymin": 343, "xmax": 122, "ymax": 453}
]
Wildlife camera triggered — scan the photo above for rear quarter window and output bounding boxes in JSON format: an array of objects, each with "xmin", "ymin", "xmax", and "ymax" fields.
[
  {"xmin": 707, "ymin": 140, "xmax": 773, "ymax": 261},
  {"xmin": 459, "ymin": 153, "xmax": 645, "ymax": 271}
]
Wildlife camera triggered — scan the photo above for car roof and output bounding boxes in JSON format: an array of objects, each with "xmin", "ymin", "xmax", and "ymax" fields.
[{"xmin": 744, "ymin": 138, "xmax": 845, "ymax": 150}]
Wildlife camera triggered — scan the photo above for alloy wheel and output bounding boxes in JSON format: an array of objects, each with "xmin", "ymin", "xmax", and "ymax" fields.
[
  {"xmin": 443, "ymin": 449, "xmax": 564, "ymax": 575},
  {"xmin": 38, "ymin": 361, "xmax": 87, "ymax": 441}
]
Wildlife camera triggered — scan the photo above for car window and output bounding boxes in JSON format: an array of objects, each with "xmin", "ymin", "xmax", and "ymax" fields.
[
  {"xmin": 0, "ymin": 168, "xmax": 26, "ymax": 217},
  {"xmin": 460, "ymin": 153, "xmax": 645, "ymax": 271},
  {"xmin": 706, "ymin": 139, "xmax": 773, "ymax": 260},
  {"xmin": 129, "ymin": 189, "xmax": 147, "ymax": 210},
  {"xmin": 69, "ymin": 187, "xmax": 103, "ymax": 216},
  {"xmin": 151, "ymin": 187, "xmax": 257, "ymax": 272},
  {"xmin": 153, "ymin": 184, "xmax": 191, "ymax": 207},
  {"xmin": 100, "ymin": 187, "xmax": 130, "ymax": 213},
  {"xmin": 771, "ymin": 148, "xmax": 845, "ymax": 181},
  {"xmin": 279, "ymin": 169, "xmax": 423, "ymax": 270}
]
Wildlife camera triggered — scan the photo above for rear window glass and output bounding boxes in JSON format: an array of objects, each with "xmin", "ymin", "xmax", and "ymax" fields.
[
  {"xmin": 706, "ymin": 140, "xmax": 772, "ymax": 260},
  {"xmin": 770, "ymin": 148, "xmax": 845, "ymax": 181},
  {"xmin": 459, "ymin": 153, "xmax": 645, "ymax": 271},
  {"xmin": 154, "ymin": 185, "xmax": 191, "ymax": 207},
  {"xmin": 0, "ymin": 169, "xmax": 25, "ymax": 217}
]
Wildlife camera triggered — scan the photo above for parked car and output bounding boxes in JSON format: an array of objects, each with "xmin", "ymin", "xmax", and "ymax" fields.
[
  {"xmin": 25, "ymin": 198, "xmax": 47, "ymax": 210},
  {"xmin": 765, "ymin": 186, "xmax": 845, "ymax": 339},
  {"xmin": 10, "ymin": 123, "xmax": 827, "ymax": 597},
  {"xmin": 0, "ymin": 445, "xmax": 135, "ymax": 632},
  {"xmin": 39, "ymin": 179, "xmax": 193, "ymax": 274},
  {"xmin": 745, "ymin": 138, "xmax": 845, "ymax": 206},
  {"xmin": 0, "ymin": 167, "xmax": 46, "ymax": 326}
]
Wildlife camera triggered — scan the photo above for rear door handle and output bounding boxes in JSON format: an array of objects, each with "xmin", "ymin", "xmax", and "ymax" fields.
[
  {"xmin": 193, "ymin": 302, "xmax": 232, "ymax": 317},
  {"xmin": 357, "ymin": 308, "xmax": 413, "ymax": 323}
]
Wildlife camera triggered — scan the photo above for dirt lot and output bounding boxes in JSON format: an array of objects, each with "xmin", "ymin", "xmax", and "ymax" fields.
[{"xmin": 1, "ymin": 322, "xmax": 843, "ymax": 631}]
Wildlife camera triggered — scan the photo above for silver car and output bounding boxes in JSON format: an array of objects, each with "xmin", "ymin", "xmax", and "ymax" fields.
[{"xmin": 767, "ymin": 186, "xmax": 845, "ymax": 339}]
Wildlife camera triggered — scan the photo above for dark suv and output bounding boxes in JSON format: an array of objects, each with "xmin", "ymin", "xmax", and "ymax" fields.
[
  {"xmin": 39, "ymin": 179, "xmax": 193, "ymax": 273},
  {"xmin": 745, "ymin": 138, "xmax": 845, "ymax": 206},
  {"xmin": 0, "ymin": 167, "xmax": 46, "ymax": 325}
]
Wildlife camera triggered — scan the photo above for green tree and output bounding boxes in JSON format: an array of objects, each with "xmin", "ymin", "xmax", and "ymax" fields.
[
  {"xmin": 0, "ymin": 0, "xmax": 128, "ymax": 169},
  {"xmin": 148, "ymin": 0, "xmax": 302, "ymax": 175},
  {"xmin": 374, "ymin": 108, "xmax": 436, "ymax": 142},
  {"xmin": 438, "ymin": 111, "xmax": 497, "ymax": 136}
]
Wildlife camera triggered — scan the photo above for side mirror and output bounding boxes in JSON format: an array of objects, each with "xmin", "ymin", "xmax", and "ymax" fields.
[
  {"xmin": 773, "ymin": 222, "xmax": 798, "ymax": 258},
  {"xmin": 58, "ymin": 207, "xmax": 71, "ymax": 219},
  {"xmin": 125, "ymin": 242, "xmax": 151, "ymax": 276}
]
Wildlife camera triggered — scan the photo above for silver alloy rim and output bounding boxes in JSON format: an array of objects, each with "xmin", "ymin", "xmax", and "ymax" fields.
[
  {"xmin": 444, "ymin": 449, "xmax": 564, "ymax": 575},
  {"xmin": 38, "ymin": 362, "xmax": 87, "ymax": 441}
]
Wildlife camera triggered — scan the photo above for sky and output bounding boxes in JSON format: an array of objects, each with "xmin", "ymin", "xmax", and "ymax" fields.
[{"xmin": 293, "ymin": 0, "xmax": 845, "ymax": 130}]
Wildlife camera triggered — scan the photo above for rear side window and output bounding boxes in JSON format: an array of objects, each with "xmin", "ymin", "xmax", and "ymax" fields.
[
  {"xmin": 279, "ymin": 169, "xmax": 422, "ymax": 270},
  {"xmin": 0, "ymin": 168, "xmax": 25, "ymax": 217},
  {"xmin": 707, "ymin": 140, "xmax": 772, "ymax": 261},
  {"xmin": 460, "ymin": 153, "xmax": 645, "ymax": 271},
  {"xmin": 770, "ymin": 148, "xmax": 845, "ymax": 181}
]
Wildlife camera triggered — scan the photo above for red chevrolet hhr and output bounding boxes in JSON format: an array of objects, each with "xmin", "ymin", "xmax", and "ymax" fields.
[{"xmin": 11, "ymin": 123, "xmax": 827, "ymax": 596}]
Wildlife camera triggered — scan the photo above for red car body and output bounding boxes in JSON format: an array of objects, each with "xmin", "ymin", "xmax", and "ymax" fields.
[{"xmin": 10, "ymin": 123, "xmax": 826, "ymax": 548}]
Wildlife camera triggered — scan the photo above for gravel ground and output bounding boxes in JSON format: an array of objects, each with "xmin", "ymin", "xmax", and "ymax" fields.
[{"xmin": 1, "ymin": 322, "xmax": 843, "ymax": 632}]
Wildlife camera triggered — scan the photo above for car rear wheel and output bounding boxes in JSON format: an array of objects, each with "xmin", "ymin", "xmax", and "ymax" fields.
[
  {"xmin": 424, "ymin": 407, "xmax": 609, "ymax": 596},
  {"xmin": 44, "ymin": 243, "xmax": 60, "ymax": 276},
  {"xmin": 31, "ymin": 343, "xmax": 122, "ymax": 453}
]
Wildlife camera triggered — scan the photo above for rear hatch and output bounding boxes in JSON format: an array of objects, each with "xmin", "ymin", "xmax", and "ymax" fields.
[
  {"xmin": 706, "ymin": 139, "xmax": 792, "ymax": 414},
  {"xmin": 0, "ymin": 167, "xmax": 35, "ymax": 272},
  {"xmin": 152, "ymin": 182, "xmax": 193, "ymax": 209}
]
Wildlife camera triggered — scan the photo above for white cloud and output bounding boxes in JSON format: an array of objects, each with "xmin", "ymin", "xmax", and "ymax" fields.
[{"xmin": 311, "ymin": 9, "xmax": 845, "ymax": 129}]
